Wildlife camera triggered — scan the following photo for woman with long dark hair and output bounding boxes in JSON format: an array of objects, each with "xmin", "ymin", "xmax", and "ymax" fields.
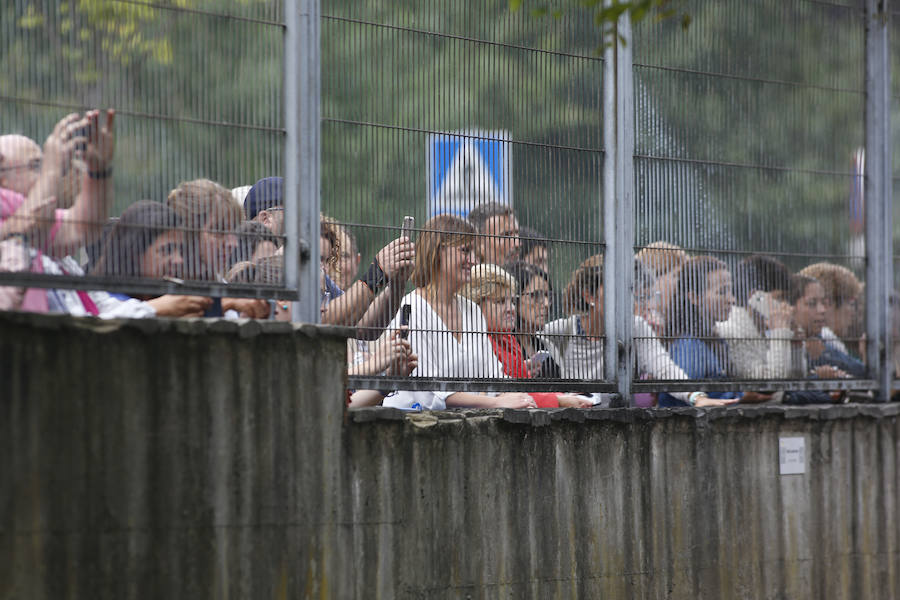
[
  {"xmin": 92, "ymin": 200, "xmax": 212, "ymax": 317},
  {"xmin": 657, "ymin": 255, "xmax": 741, "ymax": 407},
  {"xmin": 504, "ymin": 260, "xmax": 561, "ymax": 378}
]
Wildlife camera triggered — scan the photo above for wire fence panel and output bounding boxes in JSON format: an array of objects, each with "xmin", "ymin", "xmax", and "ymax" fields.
[
  {"xmin": 630, "ymin": 0, "xmax": 872, "ymax": 405},
  {"xmin": 0, "ymin": 1, "xmax": 295, "ymax": 310},
  {"xmin": 2, "ymin": 1, "xmax": 897, "ymax": 407},
  {"xmin": 324, "ymin": 3, "xmax": 612, "ymax": 404}
]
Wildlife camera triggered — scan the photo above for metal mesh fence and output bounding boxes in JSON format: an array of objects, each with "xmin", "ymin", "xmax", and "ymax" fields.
[
  {"xmin": 0, "ymin": 1, "xmax": 291, "ymax": 311},
  {"xmin": 1, "ymin": 1, "xmax": 896, "ymax": 407},
  {"xmin": 323, "ymin": 3, "xmax": 610, "ymax": 404},
  {"xmin": 631, "ymin": 0, "xmax": 872, "ymax": 403}
]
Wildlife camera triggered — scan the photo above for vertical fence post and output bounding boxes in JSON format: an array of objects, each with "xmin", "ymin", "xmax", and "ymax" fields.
[
  {"xmin": 603, "ymin": 11, "xmax": 636, "ymax": 406},
  {"xmin": 865, "ymin": 0, "xmax": 892, "ymax": 401},
  {"xmin": 284, "ymin": 0, "xmax": 322, "ymax": 323}
]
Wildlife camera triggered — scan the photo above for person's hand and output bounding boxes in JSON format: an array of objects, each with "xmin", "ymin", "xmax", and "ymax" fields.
[
  {"xmin": 805, "ymin": 337, "xmax": 825, "ymax": 360},
  {"xmin": 693, "ymin": 394, "xmax": 739, "ymax": 408},
  {"xmin": 222, "ymin": 297, "xmax": 270, "ymax": 319},
  {"xmin": 386, "ymin": 336, "xmax": 416, "ymax": 376},
  {"xmin": 370, "ymin": 329, "xmax": 416, "ymax": 376},
  {"xmin": 375, "ymin": 237, "xmax": 415, "ymax": 283},
  {"xmin": 82, "ymin": 109, "xmax": 115, "ymax": 173},
  {"xmin": 556, "ymin": 394, "xmax": 594, "ymax": 408},
  {"xmin": 493, "ymin": 392, "xmax": 537, "ymax": 409},
  {"xmin": 30, "ymin": 114, "xmax": 86, "ymax": 224},
  {"xmin": 524, "ymin": 357, "xmax": 542, "ymax": 378},
  {"xmin": 525, "ymin": 351, "xmax": 553, "ymax": 378},
  {"xmin": 765, "ymin": 298, "xmax": 793, "ymax": 330},
  {"xmin": 147, "ymin": 294, "xmax": 213, "ymax": 317},
  {"xmin": 739, "ymin": 391, "xmax": 773, "ymax": 404},
  {"xmin": 814, "ymin": 365, "xmax": 850, "ymax": 379},
  {"xmin": 401, "ymin": 348, "xmax": 418, "ymax": 376},
  {"xmin": 43, "ymin": 113, "xmax": 87, "ymax": 179}
]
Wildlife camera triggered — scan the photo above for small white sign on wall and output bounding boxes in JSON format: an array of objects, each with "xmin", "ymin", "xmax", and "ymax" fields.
[{"xmin": 779, "ymin": 437, "xmax": 806, "ymax": 475}]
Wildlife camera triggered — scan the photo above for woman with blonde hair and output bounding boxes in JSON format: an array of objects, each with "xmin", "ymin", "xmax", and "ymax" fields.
[
  {"xmin": 167, "ymin": 178, "xmax": 243, "ymax": 281},
  {"xmin": 460, "ymin": 263, "xmax": 591, "ymax": 408},
  {"xmin": 381, "ymin": 214, "xmax": 535, "ymax": 410}
]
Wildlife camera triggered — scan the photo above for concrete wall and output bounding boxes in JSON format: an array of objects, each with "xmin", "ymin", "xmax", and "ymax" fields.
[
  {"xmin": 0, "ymin": 312, "xmax": 350, "ymax": 599},
  {"xmin": 3, "ymin": 311, "xmax": 900, "ymax": 599}
]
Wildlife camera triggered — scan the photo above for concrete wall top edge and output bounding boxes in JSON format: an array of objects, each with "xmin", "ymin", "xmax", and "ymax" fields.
[
  {"xmin": 0, "ymin": 309, "xmax": 355, "ymax": 340},
  {"xmin": 349, "ymin": 402, "xmax": 900, "ymax": 427}
]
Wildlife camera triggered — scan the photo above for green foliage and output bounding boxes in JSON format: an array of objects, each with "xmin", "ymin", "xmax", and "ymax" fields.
[
  {"xmin": 630, "ymin": 0, "xmax": 866, "ymax": 266},
  {"xmin": 17, "ymin": 0, "xmax": 195, "ymax": 84},
  {"xmin": 510, "ymin": 0, "xmax": 691, "ymax": 49}
]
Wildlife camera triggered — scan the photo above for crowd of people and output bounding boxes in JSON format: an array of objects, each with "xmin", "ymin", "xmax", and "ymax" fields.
[{"xmin": 0, "ymin": 111, "xmax": 876, "ymax": 409}]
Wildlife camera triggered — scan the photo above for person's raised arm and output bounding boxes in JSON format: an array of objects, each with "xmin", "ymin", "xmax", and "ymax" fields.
[
  {"xmin": 354, "ymin": 236, "xmax": 415, "ymax": 339},
  {"xmin": 52, "ymin": 109, "xmax": 115, "ymax": 257},
  {"xmin": 321, "ymin": 279, "xmax": 375, "ymax": 326},
  {"xmin": 1, "ymin": 113, "xmax": 86, "ymax": 243},
  {"xmin": 322, "ymin": 237, "xmax": 414, "ymax": 330}
]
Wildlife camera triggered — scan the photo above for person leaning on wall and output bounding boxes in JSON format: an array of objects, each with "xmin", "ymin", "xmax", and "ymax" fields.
[
  {"xmin": 377, "ymin": 214, "xmax": 536, "ymax": 410},
  {"xmin": 715, "ymin": 254, "xmax": 794, "ymax": 380},
  {"xmin": 640, "ymin": 255, "xmax": 741, "ymax": 408},
  {"xmin": 91, "ymin": 200, "xmax": 214, "ymax": 318},
  {"xmin": 798, "ymin": 262, "xmax": 863, "ymax": 358},
  {"xmin": 167, "ymin": 178, "xmax": 272, "ymax": 318}
]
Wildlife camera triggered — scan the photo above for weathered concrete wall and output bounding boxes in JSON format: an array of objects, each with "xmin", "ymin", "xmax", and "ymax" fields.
[
  {"xmin": 343, "ymin": 406, "xmax": 900, "ymax": 599},
  {"xmin": 0, "ymin": 312, "xmax": 350, "ymax": 599},
  {"xmin": 3, "ymin": 311, "xmax": 900, "ymax": 599}
]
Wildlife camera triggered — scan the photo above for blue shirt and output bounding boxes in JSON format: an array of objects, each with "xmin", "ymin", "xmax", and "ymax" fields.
[
  {"xmin": 810, "ymin": 338, "xmax": 865, "ymax": 378},
  {"xmin": 658, "ymin": 336, "xmax": 741, "ymax": 407}
]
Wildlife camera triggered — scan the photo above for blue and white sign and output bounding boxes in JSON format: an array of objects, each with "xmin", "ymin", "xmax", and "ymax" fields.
[{"xmin": 427, "ymin": 130, "xmax": 512, "ymax": 217}]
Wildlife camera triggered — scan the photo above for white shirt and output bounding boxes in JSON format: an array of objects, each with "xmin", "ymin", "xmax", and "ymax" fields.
[
  {"xmin": 384, "ymin": 290, "xmax": 505, "ymax": 410},
  {"xmin": 538, "ymin": 314, "xmax": 692, "ymax": 402},
  {"xmin": 715, "ymin": 305, "xmax": 793, "ymax": 378}
]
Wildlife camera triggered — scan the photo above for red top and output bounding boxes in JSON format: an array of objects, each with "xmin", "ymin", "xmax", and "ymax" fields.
[
  {"xmin": 490, "ymin": 332, "xmax": 529, "ymax": 378},
  {"xmin": 489, "ymin": 332, "xmax": 560, "ymax": 408}
]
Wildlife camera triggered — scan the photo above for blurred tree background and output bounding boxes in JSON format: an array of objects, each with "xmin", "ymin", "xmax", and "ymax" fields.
[{"xmin": 0, "ymin": 0, "xmax": 893, "ymax": 288}]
